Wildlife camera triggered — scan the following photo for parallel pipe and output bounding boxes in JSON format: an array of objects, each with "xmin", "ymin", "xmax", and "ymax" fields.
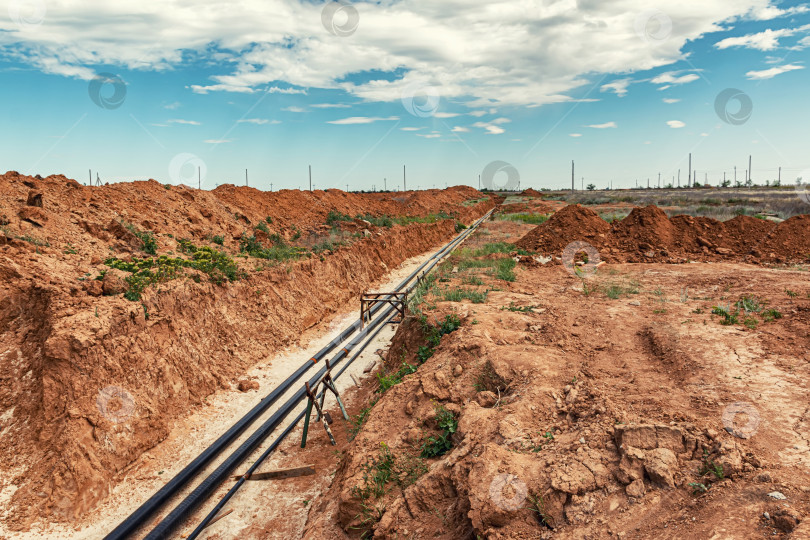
[{"xmin": 107, "ymin": 207, "xmax": 493, "ymax": 540}]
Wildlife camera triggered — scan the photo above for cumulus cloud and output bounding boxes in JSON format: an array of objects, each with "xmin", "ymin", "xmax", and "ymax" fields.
[
  {"xmin": 0, "ymin": 0, "xmax": 777, "ymax": 109},
  {"xmin": 601, "ymin": 78, "xmax": 632, "ymax": 97},
  {"xmin": 451, "ymin": 126, "xmax": 469, "ymax": 132},
  {"xmin": 662, "ymin": 98, "xmax": 680, "ymax": 103},
  {"xmin": 746, "ymin": 63, "xmax": 805, "ymax": 79},
  {"xmin": 650, "ymin": 71, "xmax": 701, "ymax": 86},
  {"xmin": 666, "ymin": 120, "xmax": 685, "ymax": 128},
  {"xmin": 569, "ymin": 133, "xmax": 582, "ymax": 137},
  {"xmin": 587, "ymin": 121, "xmax": 617, "ymax": 129},
  {"xmin": 714, "ymin": 27, "xmax": 810, "ymax": 51}
]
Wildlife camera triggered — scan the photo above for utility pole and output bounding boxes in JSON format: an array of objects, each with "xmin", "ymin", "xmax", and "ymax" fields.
[
  {"xmin": 346, "ymin": 183, "xmax": 349, "ymax": 192},
  {"xmin": 270, "ymin": 182, "xmax": 273, "ymax": 191},
  {"xmin": 245, "ymin": 168, "xmax": 248, "ymax": 187},
  {"xmin": 647, "ymin": 178, "xmax": 650, "ymax": 189},
  {"xmin": 581, "ymin": 177, "xmax": 584, "ymax": 190},
  {"xmin": 778, "ymin": 166, "xmax": 781, "ymax": 184},
  {"xmin": 658, "ymin": 173, "xmax": 661, "ymax": 188},
  {"xmin": 749, "ymin": 155, "xmax": 752, "ymax": 183},
  {"xmin": 384, "ymin": 177, "xmax": 387, "ymax": 191},
  {"xmin": 688, "ymin": 153, "xmax": 692, "ymax": 187},
  {"xmin": 309, "ymin": 165, "xmax": 312, "ymax": 191},
  {"xmin": 678, "ymin": 169, "xmax": 680, "ymax": 188},
  {"xmin": 723, "ymin": 172, "xmax": 726, "ymax": 185},
  {"xmin": 403, "ymin": 165, "xmax": 406, "ymax": 191},
  {"xmin": 734, "ymin": 166, "xmax": 737, "ymax": 184},
  {"xmin": 478, "ymin": 174, "xmax": 481, "ymax": 190},
  {"xmin": 571, "ymin": 160, "xmax": 575, "ymax": 192}
]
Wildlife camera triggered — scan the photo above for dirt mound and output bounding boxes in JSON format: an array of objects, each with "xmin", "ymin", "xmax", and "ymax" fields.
[
  {"xmin": 759, "ymin": 214, "xmax": 810, "ymax": 261},
  {"xmin": 515, "ymin": 204, "xmax": 610, "ymax": 253},
  {"xmin": 611, "ymin": 205, "xmax": 677, "ymax": 258},
  {"xmin": 0, "ymin": 171, "xmax": 493, "ymax": 528},
  {"xmin": 520, "ymin": 188, "xmax": 544, "ymax": 198},
  {"xmin": 515, "ymin": 203, "xmax": 809, "ymax": 264}
]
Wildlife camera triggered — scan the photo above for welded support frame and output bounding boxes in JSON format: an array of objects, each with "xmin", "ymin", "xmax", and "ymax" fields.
[
  {"xmin": 301, "ymin": 359, "xmax": 349, "ymax": 448},
  {"xmin": 361, "ymin": 292, "xmax": 406, "ymax": 328}
]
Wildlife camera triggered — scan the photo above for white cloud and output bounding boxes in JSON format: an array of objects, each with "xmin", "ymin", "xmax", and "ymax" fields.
[
  {"xmin": 237, "ymin": 118, "xmax": 280, "ymax": 125},
  {"xmin": 586, "ymin": 122, "xmax": 617, "ymax": 129},
  {"xmin": 472, "ymin": 121, "xmax": 506, "ymax": 134},
  {"xmin": 0, "ymin": 1, "xmax": 774, "ymax": 109},
  {"xmin": 747, "ymin": 5, "xmax": 810, "ymax": 20},
  {"xmin": 417, "ymin": 132, "xmax": 441, "ymax": 138},
  {"xmin": 715, "ymin": 27, "xmax": 800, "ymax": 51},
  {"xmin": 283, "ymin": 106, "xmax": 308, "ymax": 113},
  {"xmin": 204, "ymin": 139, "xmax": 233, "ymax": 143},
  {"xmin": 434, "ymin": 112, "xmax": 460, "ymax": 118},
  {"xmin": 164, "ymin": 101, "xmax": 181, "ymax": 110},
  {"xmin": 327, "ymin": 116, "xmax": 399, "ymax": 125},
  {"xmin": 666, "ymin": 120, "xmax": 686, "ymax": 128},
  {"xmin": 701, "ymin": 132, "xmax": 709, "ymax": 137},
  {"xmin": 451, "ymin": 126, "xmax": 469, "ymax": 132},
  {"xmin": 569, "ymin": 133, "xmax": 582, "ymax": 137},
  {"xmin": 168, "ymin": 119, "xmax": 201, "ymax": 125},
  {"xmin": 662, "ymin": 98, "xmax": 680, "ymax": 103},
  {"xmin": 650, "ymin": 71, "xmax": 700, "ymax": 86},
  {"xmin": 469, "ymin": 111, "xmax": 488, "ymax": 117},
  {"xmin": 400, "ymin": 127, "xmax": 423, "ymax": 131},
  {"xmin": 311, "ymin": 103, "xmax": 351, "ymax": 108},
  {"xmin": 746, "ymin": 63, "xmax": 805, "ymax": 79},
  {"xmin": 601, "ymin": 78, "xmax": 632, "ymax": 97}
]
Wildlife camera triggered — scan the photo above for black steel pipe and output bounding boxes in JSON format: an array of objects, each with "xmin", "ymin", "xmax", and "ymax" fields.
[
  {"xmin": 186, "ymin": 312, "xmax": 397, "ymax": 539},
  {"xmin": 106, "ymin": 207, "xmax": 492, "ymax": 540}
]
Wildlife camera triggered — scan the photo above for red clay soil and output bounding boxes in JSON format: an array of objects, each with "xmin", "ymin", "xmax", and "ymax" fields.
[
  {"xmin": 514, "ymin": 204, "xmax": 611, "ymax": 253},
  {"xmin": 517, "ymin": 204, "xmax": 809, "ymax": 265},
  {"xmin": 0, "ymin": 171, "xmax": 493, "ymax": 529},
  {"xmin": 520, "ymin": 188, "xmax": 544, "ymax": 198}
]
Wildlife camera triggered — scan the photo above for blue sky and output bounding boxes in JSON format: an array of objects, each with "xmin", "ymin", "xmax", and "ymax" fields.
[{"xmin": 1, "ymin": 0, "xmax": 809, "ymax": 191}]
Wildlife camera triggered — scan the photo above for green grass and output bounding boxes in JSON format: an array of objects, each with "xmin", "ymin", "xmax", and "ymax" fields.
[
  {"xmin": 210, "ymin": 235, "xmax": 225, "ymax": 245},
  {"xmin": 735, "ymin": 295, "xmax": 762, "ymax": 314},
  {"xmin": 441, "ymin": 287, "xmax": 488, "ymax": 303},
  {"xmin": 122, "ymin": 221, "xmax": 157, "ymax": 255},
  {"xmin": 355, "ymin": 213, "xmax": 394, "ymax": 227},
  {"xmin": 420, "ymin": 405, "xmax": 458, "ymax": 458},
  {"xmin": 325, "ymin": 210, "xmax": 353, "ymax": 226},
  {"xmin": 105, "ymin": 242, "xmax": 242, "ymax": 301},
  {"xmin": 712, "ymin": 305, "xmax": 739, "ymax": 325},
  {"xmin": 601, "ymin": 280, "xmax": 640, "ymax": 299},
  {"xmin": 462, "ymin": 275, "xmax": 484, "ymax": 286},
  {"xmin": 239, "ymin": 233, "xmax": 307, "ymax": 262},
  {"xmin": 762, "ymin": 308, "xmax": 783, "ymax": 322},
  {"xmin": 377, "ymin": 362, "xmax": 418, "ymax": 393},
  {"xmin": 497, "ymin": 213, "xmax": 549, "ymax": 224}
]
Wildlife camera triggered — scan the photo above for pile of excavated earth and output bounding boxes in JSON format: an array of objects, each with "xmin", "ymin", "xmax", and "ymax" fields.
[
  {"xmin": 516, "ymin": 204, "xmax": 810, "ymax": 264},
  {"xmin": 0, "ymin": 171, "xmax": 493, "ymax": 530}
]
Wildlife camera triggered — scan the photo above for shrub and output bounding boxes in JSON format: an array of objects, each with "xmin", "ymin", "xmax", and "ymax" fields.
[{"xmin": 420, "ymin": 405, "xmax": 458, "ymax": 458}]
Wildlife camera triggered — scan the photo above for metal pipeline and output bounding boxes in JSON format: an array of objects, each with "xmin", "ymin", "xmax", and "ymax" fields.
[
  {"xmin": 185, "ymin": 311, "xmax": 397, "ymax": 540},
  {"xmin": 106, "ymin": 208, "xmax": 493, "ymax": 540}
]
